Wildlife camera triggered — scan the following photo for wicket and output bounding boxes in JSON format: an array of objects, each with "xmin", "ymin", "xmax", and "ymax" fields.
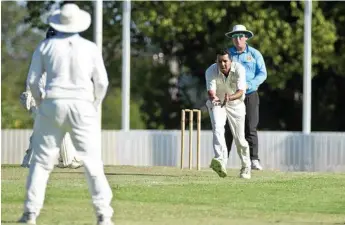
[{"xmin": 180, "ymin": 109, "xmax": 201, "ymax": 170}]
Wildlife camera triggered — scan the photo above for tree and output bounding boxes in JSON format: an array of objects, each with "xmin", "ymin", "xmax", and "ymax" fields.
[
  {"xmin": 2, "ymin": 1, "xmax": 146, "ymax": 129},
  {"xmin": 131, "ymin": 1, "xmax": 338, "ymax": 130},
  {"xmin": 6, "ymin": 1, "xmax": 345, "ymax": 131},
  {"xmin": 1, "ymin": 1, "xmax": 43, "ymax": 128}
]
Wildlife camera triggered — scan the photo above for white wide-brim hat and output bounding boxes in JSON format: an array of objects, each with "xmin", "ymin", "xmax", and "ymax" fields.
[
  {"xmin": 225, "ymin": 24, "xmax": 254, "ymax": 39},
  {"xmin": 48, "ymin": 3, "xmax": 91, "ymax": 33}
]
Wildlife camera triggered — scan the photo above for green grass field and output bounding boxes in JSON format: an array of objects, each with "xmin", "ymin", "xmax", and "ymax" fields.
[{"xmin": 1, "ymin": 165, "xmax": 345, "ymax": 225}]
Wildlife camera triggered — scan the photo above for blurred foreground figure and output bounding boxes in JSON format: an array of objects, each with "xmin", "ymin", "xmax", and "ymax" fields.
[
  {"xmin": 205, "ymin": 48, "xmax": 251, "ymax": 179},
  {"xmin": 224, "ymin": 25, "xmax": 267, "ymax": 170},
  {"xmin": 18, "ymin": 4, "xmax": 114, "ymax": 225},
  {"xmin": 20, "ymin": 26, "xmax": 83, "ymax": 170}
]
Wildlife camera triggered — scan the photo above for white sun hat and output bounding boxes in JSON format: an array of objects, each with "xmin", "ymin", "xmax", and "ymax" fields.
[
  {"xmin": 48, "ymin": 3, "xmax": 91, "ymax": 33},
  {"xmin": 225, "ymin": 24, "xmax": 254, "ymax": 39}
]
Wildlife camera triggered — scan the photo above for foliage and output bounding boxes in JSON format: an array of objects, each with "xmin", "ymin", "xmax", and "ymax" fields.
[
  {"xmin": 1, "ymin": 1, "xmax": 145, "ymax": 129},
  {"xmin": 132, "ymin": 1, "xmax": 337, "ymax": 88},
  {"xmin": 131, "ymin": 1, "xmax": 341, "ymax": 130},
  {"xmin": 1, "ymin": 1, "xmax": 345, "ymax": 131},
  {"xmin": 1, "ymin": 2, "xmax": 41, "ymax": 128},
  {"xmin": 102, "ymin": 88, "xmax": 145, "ymax": 130}
]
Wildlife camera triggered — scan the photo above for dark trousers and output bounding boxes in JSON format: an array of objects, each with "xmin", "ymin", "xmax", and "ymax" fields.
[{"xmin": 225, "ymin": 91, "xmax": 260, "ymax": 160}]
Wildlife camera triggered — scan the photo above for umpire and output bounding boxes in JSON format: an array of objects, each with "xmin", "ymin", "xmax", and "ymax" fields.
[{"xmin": 224, "ymin": 25, "xmax": 267, "ymax": 170}]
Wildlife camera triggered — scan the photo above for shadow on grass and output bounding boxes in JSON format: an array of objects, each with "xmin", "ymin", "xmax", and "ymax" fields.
[
  {"xmin": 272, "ymin": 222, "xmax": 344, "ymax": 225},
  {"xmin": 53, "ymin": 171, "xmax": 180, "ymax": 177},
  {"xmin": 1, "ymin": 220, "xmax": 18, "ymax": 223},
  {"xmin": 1, "ymin": 220, "xmax": 343, "ymax": 225}
]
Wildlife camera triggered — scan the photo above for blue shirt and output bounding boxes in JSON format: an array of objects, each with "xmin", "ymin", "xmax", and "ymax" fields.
[{"xmin": 229, "ymin": 45, "xmax": 267, "ymax": 94}]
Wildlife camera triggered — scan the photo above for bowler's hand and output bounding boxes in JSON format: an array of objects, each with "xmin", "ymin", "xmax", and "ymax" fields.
[
  {"xmin": 210, "ymin": 96, "xmax": 222, "ymax": 106},
  {"xmin": 210, "ymin": 95, "xmax": 219, "ymax": 102},
  {"xmin": 208, "ymin": 90, "xmax": 221, "ymax": 106}
]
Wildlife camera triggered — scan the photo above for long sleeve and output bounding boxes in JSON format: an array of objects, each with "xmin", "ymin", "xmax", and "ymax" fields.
[
  {"xmin": 92, "ymin": 48, "xmax": 109, "ymax": 109},
  {"xmin": 248, "ymin": 51, "xmax": 267, "ymax": 90},
  {"xmin": 26, "ymin": 46, "xmax": 44, "ymax": 105},
  {"xmin": 205, "ymin": 65, "xmax": 217, "ymax": 92}
]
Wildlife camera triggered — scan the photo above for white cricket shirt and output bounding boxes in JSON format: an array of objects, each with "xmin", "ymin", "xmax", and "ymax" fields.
[
  {"xmin": 205, "ymin": 62, "xmax": 246, "ymax": 105},
  {"xmin": 26, "ymin": 33, "xmax": 109, "ymax": 108}
]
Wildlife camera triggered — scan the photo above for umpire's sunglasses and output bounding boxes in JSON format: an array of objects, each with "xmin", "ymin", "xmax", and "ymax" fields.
[{"xmin": 231, "ymin": 33, "xmax": 246, "ymax": 39}]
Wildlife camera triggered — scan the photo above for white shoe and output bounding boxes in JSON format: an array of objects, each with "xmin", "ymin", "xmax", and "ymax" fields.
[
  {"xmin": 69, "ymin": 159, "xmax": 83, "ymax": 169},
  {"xmin": 56, "ymin": 159, "xmax": 83, "ymax": 169},
  {"xmin": 240, "ymin": 167, "xmax": 251, "ymax": 179},
  {"xmin": 18, "ymin": 212, "xmax": 37, "ymax": 224},
  {"xmin": 251, "ymin": 160, "xmax": 263, "ymax": 170},
  {"xmin": 97, "ymin": 215, "xmax": 114, "ymax": 225},
  {"xmin": 210, "ymin": 158, "xmax": 227, "ymax": 178}
]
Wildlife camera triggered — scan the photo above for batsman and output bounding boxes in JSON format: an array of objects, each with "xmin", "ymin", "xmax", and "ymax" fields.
[{"xmin": 20, "ymin": 27, "xmax": 83, "ymax": 169}]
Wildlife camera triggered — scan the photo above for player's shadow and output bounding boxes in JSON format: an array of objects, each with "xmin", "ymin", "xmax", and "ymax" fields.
[
  {"xmin": 53, "ymin": 171, "xmax": 180, "ymax": 177},
  {"xmin": 1, "ymin": 220, "xmax": 18, "ymax": 223},
  {"xmin": 2, "ymin": 220, "xmax": 343, "ymax": 225}
]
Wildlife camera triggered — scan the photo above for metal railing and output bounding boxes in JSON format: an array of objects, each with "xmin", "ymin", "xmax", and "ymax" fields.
[{"xmin": 2, "ymin": 129, "xmax": 345, "ymax": 172}]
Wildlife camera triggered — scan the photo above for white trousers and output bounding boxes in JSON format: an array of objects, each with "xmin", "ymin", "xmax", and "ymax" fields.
[
  {"xmin": 22, "ymin": 132, "xmax": 80, "ymax": 168},
  {"xmin": 24, "ymin": 99, "xmax": 113, "ymax": 218},
  {"xmin": 206, "ymin": 100, "xmax": 251, "ymax": 168}
]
